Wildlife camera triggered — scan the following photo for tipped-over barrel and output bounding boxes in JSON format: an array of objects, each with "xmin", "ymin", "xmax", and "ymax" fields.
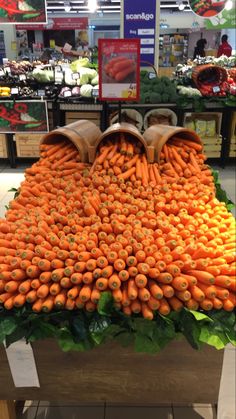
[
  {"xmin": 41, "ymin": 120, "xmax": 102, "ymax": 162},
  {"xmin": 143, "ymin": 124, "xmax": 202, "ymax": 163}
]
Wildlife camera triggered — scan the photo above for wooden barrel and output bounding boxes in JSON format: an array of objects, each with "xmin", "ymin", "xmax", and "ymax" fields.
[
  {"xmin": 88, "ymin": 122, "xmax": 155, "ymax": 163},
  {"xmin": 143, "ymin": 124, "xmax": 202, "ymax": 163},
  {"xmin": 41, "ymin": 120, "xmax": 102, "ymax": 163}
]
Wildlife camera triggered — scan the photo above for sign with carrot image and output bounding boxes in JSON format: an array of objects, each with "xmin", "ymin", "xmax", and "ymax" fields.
[
  {"xmin": 0, "ymin": 101, "xmax": 48, "ymax": 133},
  {"xmin": 99, "ymin": 39, "xmax": 140, "ymax": 101},
  {"xmin": 189, "ymin": 0, "xmax": 226, "ymax": 17},
  {"xmin": 0, "ymin": 0, "xmax": 47, "ymax": 24}
]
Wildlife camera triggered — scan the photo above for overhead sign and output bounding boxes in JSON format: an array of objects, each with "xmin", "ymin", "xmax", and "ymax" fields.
[
  {"xmin": 189, "ymin": 0, "xmax": 226, "ymax": 17},
  {"xmin": 16, "ymin": 17, "xmax": 88, "ymax": 31},
  {"xmin": 123, "ymin": 0, "xmax": 157, "ymax": 66},
  {"xmin": 98, "ymin": 38, "xmax": 140, "ymax": 102},
  {"xmin": 0, "ymin": 0, "xmax": 47, "ymax": 24}
]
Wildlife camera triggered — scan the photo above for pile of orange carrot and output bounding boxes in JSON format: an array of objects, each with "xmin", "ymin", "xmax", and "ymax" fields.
[{"xmin": 0, "ymin": 134, "xmax": 235, "ymax": 319}]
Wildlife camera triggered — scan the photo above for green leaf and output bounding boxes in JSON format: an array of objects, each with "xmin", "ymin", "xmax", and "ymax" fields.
[
  {"xmin": 226, "ymin": 330, "xmax": 236, "ymax": 346},
  {"xmin": 58, "ymin": 328, "xmax": 93, "ymax": 352},
  {"xmin": 114, "ymin": 331, "xmax": 134, "ymax": 347},
  {"xmin": 5, "ymin": 327, "xmax": 27, "ymax": 347},
  {"xmin": 189, "ymin": 310, "xmax": 213, "ymax": 322},
  {"xmin": 0, "ymin": 318, "xmax": 18, "ymax": 342},
  {"xmin": 135, "ymin": 334, "xmax": 160, "ymax": 354},
  {"xmin": 199, "ymin": 327, "xmax": 228, "ymax": 350},
  {"xmin": 97, "ymin": 291, "xmax": 113, "ymax": 316},
  {"xmin": 212, "ymin": 169, "xmax": 235, "ymax": 211},
  {"xmin": 71, "ymin": 316, "xmax": 88, "ymax": 342},
  {"xmin": 89, "ymin": 316, "xmax": 110, "ymax": 345}
]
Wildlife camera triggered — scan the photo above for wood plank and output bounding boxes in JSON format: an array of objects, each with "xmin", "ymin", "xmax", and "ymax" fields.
[
  {"xmin": 0, "ymin": 401, "xmax": 16, "ymax": 419},
  {"xmin": 0, "ymin": 340, "xmax": 223, "ymax": 404},
  {"xmin": 204, "ymin": 145, "xmax": 221, "ymax": 151},
  {"xmin": 205, "ymin": 151, "xmax": 221, "ymax": 158},
  {"xmin": 0, "ymin": 134, "xmax": 7, "ymax": 158}
]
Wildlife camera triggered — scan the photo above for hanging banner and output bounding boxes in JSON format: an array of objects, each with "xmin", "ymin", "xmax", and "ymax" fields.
[
  {"xmin": 205, "ymin": 6, "xmax": 236, "ymax": 28},
  {"xmin": 189, "ymin": 0, "xmax": 226, "ymax": 17},
  {"xmin": 0, "ymin": 0, "xmax": 47, "ymax": 24},
  {"xmin": 16, "ymin": 17, "xmax": 88, "ymax": 31},
  {"xmin": 0, "ymin": 101, "xmax": 48, "ymax": 133},
  {"xmin": 123, "ymin": 0, "xmax": 157, "ymax": 66},
  {"xmin": 98, "ymin": 38, "xmax": 140, "ymax": 102}
]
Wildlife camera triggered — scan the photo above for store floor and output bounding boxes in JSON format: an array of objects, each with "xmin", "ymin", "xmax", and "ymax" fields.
[{"xmin": 0, "ymin": 161, "xmax": 235, "ymax": 419}]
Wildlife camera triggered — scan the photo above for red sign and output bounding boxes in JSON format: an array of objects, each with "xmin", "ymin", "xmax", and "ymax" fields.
[
  {"xmin": 99, "ymin": 38, "xmax": 140, "ymax": 102},
  {"xmin": 16, "ymin": 17, "xmax": 88, "ymax": 30}
]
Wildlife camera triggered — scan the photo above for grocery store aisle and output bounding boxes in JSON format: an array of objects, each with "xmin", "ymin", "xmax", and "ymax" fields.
[{"xmin": 0, "ymin": 161, "xmax": 235, "ymax": 419}]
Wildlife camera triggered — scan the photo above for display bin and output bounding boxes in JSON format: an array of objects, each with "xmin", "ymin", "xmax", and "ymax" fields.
[
  {"xmin": 183, "ymin": 112, "xmax": 223, "ymax": 158},
  {"xmin": 65, "ymin": 111, "xmax": 101, "ymax": 127},
  {"xmin": 0, "ymin": 339, "xmax": 223, "ymax": 416},
  {"xmin": 0, "ymin": 134, "xmax": 7, "ymax": 158},
  {"xmin": 14, "ymin": 134, "xmax": 42, "ymax": 158}
]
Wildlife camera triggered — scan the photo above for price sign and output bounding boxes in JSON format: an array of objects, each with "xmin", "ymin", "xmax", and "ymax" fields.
[
  {"xmin": 149, "ymin": 72, "xmax": 156, "ymax": 79},
  {"xmin": 64, "ymin": 90, "xmax": 72, "ymax": 97},
  {"xmin": 5, "ymin": 67, "xmax": 11, "ymax": 74},
  {"xmin": 92, "ymin": 88, "xmax": 99, "ymax": 97},
  {"xmin": 19, "ymin": 74, "xmax": 26, "ymax": 81},
  {"xmin": 213, "ymin": 86, "xmax": 220, "ymax": 93},
  {"xmin": 72, "ymin": 73, "xmax": 79, "ymax": 80},
  {"xmin": 11, "ymin": 88, "xmax": 19, "ymax": 95},
  {"xmin": 98, "ymin": 38, "xmax": 140, "ymax": 102},
  {"xmin": 37, "ymin": 89, "xmax": 45, "ymax": 97}
]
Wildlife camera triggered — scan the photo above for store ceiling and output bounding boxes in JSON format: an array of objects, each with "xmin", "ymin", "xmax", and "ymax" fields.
[{"xmin": 46, "ymin": 0, "xmax": 191, "ymax": 14}]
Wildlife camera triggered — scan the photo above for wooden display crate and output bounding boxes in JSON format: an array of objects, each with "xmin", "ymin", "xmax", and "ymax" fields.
[
  {"xmin": 0, "ymin": 134, "xmax": 7, "ymax": 158},
  {"xmin": 0, "ymin": 340, "xmax": 223, "ymax": 404},
  {"xmin": 183, "ymin": 112, "xmax": 222, "ymax": 138},
  {"xmin": 14, "ymin": 134, "xmax": 42, "ymax": 158},
  {"xmin": 65, "ymin": 111, "xmax": 101, "ymax": 127}
]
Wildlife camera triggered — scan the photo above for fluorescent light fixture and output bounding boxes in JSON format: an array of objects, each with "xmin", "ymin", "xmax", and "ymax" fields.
[
  {"xmin": 88, "ymin": 0, "xmax": 97, "ymax": 12},
  {"xmin": 225, "ymin": 0, "xmax": 233, "ymax": 9},
  {"xmin": 64, "ymin": 0, "xmax": 71, "ymax": 12},
  {"xmin": 177, "ymin": 0, "xmax": 186, "ymax": 10}
]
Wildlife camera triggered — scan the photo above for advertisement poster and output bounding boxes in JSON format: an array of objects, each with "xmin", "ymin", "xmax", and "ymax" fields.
[
  {"xmin": 0, "ymin": 101, "xmax": 48, "ymax": 133},
  {"xmin": 205, "ymin": 6, "xmax": 236, "ymax": 28},
  {"xmin": 0, "ymin": 0, "xmax": 47, "ymax": 24},
  {"xmin": 123, "ymin": 0, "xmax": 157, "ymax": 66},
  {"xmin": 98, "ymin": 39, "xmax": 140, "ymax": 102},
  {"xmin": 189, "ymin": 0, "xmax": 226, "ymax": 17}
]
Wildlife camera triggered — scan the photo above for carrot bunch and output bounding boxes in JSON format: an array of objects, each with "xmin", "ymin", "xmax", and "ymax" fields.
[
  {"xmin": 0, "ymin": 134, "xmax": 235, "ymax": 319},
  {"xmin": 104, "ymin": 56, "xmax": 136, "ymax": 82}
]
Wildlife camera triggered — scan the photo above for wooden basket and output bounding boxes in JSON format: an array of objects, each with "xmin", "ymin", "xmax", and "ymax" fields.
[
  {"xmin": 192, "ymin": 64, "xmax": 227, "ymax": 90},
  {"xmin": 88, "ymin": 122, "xmax": 155, "ymax": 163},
  {"xmin": 0, "ymin": 134, "xmax": 7, "ymax": 158},
  {"xmin": 41, "ymin": 120, "xmax": 102, "ymax": 163},
  {"xmin": 143, "ymin": 125, "xmax": 202, "ymax": 163}
]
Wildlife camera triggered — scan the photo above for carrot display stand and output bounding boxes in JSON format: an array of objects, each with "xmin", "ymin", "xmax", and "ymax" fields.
[{"xmin": 0, "ymin": 339, "xmax": 223, "ymax": 412}]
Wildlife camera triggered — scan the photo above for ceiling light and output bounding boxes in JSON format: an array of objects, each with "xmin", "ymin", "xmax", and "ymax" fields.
[
  {"xmin": 64, "ymin": 1, "xmax": 71, "ymax": 12},
  {"xmin": 177, "ymin": 1, "xmax": 186, "ymax": 10},
  {"xmin": 88, "ymin": 0, "xmax": 98, "ymax": 12},
  {"xmin": 225, "ymin": 0, "xmax": 233, "ymax": 9}
]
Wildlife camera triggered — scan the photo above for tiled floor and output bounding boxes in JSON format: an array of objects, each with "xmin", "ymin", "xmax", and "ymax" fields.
[
  {"xmin": 0, "ymin": 161, "xmax": 235, "ymax": 419},
  {"xmin": 16, "ymin": 401, "xmax": 218, "ymax": 419}
]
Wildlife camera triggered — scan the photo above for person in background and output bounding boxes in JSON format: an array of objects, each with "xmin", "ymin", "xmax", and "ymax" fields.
[
  {"xmin": 193, "ymin": 38, "xmax": 207, "ymax": 59},
  {"xmin": 217, "ymin": 35, "xmax": 232, "ymax": 57}
]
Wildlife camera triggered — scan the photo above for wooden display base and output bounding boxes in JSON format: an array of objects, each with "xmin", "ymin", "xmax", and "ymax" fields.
[{"xmin": 0, "ymin": 339, "xmax": 223, "ymax": 416}]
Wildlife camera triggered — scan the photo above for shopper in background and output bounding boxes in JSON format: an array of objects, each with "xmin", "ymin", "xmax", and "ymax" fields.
[
  {"xmin": 217, "ymin": 35, "xmax": 232, "ymax": 57},
  {"xmin": 193, "ymin": 38, "xmax": 207, "ymax": 59}
]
